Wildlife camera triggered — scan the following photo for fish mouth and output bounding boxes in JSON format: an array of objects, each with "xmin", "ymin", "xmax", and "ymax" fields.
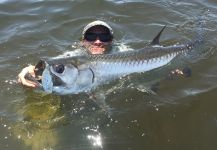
[
  {"xmin": 23, "ymin": 60, "xmax": 46, "ymax": 85},
  {"xmin": 23, "ymin": 59, "xmax": 48, "ymax": 88},
  {"xmin": 34, "ymin": 60, "xmax": 47, "ymax": 80},
  {"xmin": 33, "ymin": 60, "xmax": 60, "ymax": 93},
  {"xmin": 33, "ymin": 59, "xmax": 63, "ymax": 82},
  {"xmin": 36, "ymin": 60, "xmax": 68, "ymax": 86}
]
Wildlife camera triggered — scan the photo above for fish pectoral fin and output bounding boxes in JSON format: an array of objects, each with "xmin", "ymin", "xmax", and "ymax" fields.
[{"xmin": 150, "ymin": 25, "xmax": 166, "ymax": 45}]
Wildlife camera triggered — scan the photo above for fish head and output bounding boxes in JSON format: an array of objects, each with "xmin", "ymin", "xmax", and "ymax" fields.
[
  {"xmin": 49, "ymin": 63, "xmax": 78, "ymax": 86},
  {"xmin": 35, "ymin": 59, "xmax": 79, "ymax": 94}
]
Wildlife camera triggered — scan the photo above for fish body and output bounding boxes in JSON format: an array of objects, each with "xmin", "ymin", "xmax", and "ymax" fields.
[{"xmin": 39, "ymin": 43, "xmax": 192, "ymax": 95}]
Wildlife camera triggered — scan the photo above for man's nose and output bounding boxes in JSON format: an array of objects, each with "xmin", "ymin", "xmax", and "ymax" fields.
[{"xmin": 94, "ymin": 38, "xmax": 102, "ymax": 44}]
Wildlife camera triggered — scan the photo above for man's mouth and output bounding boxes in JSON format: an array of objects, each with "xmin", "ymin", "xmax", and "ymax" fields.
[{"xmin": 90, "ymin": 46, "xmax": 105, "ymax": 54}]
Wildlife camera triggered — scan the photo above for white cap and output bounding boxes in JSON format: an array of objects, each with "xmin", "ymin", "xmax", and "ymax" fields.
[{"xmin": 82, "ymin": 20, "xmax": 113, "ymax": 39}]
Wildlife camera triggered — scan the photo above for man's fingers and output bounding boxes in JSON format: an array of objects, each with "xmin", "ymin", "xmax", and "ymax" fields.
[
  {"xmin": 17, "ymin": 78, "xmax": 21, "ymax": 83},
  {"xmin": 19, "ymin": 76, "xmax": 37, "ymax": 87},
  {"xmin": 175, "ymin": 69, "xmax": 184, "ymax": 75},
  {"xmin": 171, "ymin": 69, "xmax": 183, "ymax": 75},
  {"xmin": 18, "ymin": 66, "xmax": 38, "ymax": 88}
]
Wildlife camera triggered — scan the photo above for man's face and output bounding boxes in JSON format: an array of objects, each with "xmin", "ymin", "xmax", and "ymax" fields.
[{"xmin": 83, "ymin": 26, "xmax": 112, "ymax": 54}]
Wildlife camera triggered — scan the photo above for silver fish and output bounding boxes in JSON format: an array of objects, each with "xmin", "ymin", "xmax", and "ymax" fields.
[{"xmin": 28, "ymin": 26, "xmax": 201, "ymax": 95}]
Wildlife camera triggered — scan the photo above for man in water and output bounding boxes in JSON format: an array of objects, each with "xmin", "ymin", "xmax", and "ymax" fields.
[
  {"xmin": 18, "ymin": 20, "xmax": 188, "ymax": 88},
  {"xmin": 18, "ymin": 20, "xmax": 114, "ymax": 87}
]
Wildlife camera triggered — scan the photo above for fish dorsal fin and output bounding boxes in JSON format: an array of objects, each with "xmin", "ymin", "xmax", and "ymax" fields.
[{"xmin": 150, "ymin": 25, "xmax": 166, "ymax": 45}]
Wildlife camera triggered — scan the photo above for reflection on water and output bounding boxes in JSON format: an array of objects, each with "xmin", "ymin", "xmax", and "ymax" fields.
[
  {"xmin": 87, "ymin": 134, "xmax": 102, "ymax": 148},
  {"xmin": 10, "ymin": 89, "xmax": 111, "ymax": 149},
  {"xmin": 13, "ymin": 126, "xmax": 58, "ymax": 150},
  {"xmin": 12, "ymin": 92, "xmax": 63, "ymax": 150},
  {"xmin": 86, "ymin": 126, "xmax": 103, "ymax": 148}
]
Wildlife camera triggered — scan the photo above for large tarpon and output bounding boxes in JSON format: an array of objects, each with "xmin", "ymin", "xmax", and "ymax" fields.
[{"xmin": 26, "ymin": 26, "xmax": 202, "ymax": 95}]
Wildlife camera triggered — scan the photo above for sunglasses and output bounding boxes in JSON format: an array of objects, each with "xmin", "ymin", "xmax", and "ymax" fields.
[{"xmin": 84, "ymin": 33, "xmax": 112, "ymax": 42}]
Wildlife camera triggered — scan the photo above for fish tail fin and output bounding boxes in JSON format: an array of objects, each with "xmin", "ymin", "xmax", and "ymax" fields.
[{"xmin": 187, "ymin": 16, "xmax": 205, "ymax": 49}]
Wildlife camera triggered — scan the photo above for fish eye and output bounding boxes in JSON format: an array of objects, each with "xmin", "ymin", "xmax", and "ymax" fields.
[{"xmin": 53, "ymin": 64, "xmax": 65, "ymax": 73}]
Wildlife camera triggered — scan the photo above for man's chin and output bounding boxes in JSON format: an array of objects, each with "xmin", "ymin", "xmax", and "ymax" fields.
[{"xmin": 90, "ymin": 47, "xmax": 105, "ymax": 54}]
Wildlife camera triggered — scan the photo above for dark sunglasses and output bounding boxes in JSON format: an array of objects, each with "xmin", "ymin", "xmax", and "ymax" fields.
[{"xmin": 84, "ymin": 33, "xmax": 112, "ymax": 42}]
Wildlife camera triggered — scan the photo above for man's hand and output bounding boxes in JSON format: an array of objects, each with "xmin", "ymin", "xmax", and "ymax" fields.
[
  {"xmin": 18, "ymin": 65, "xmax": 38, "ymax": 88},
  {"xmin": 170, "ymin": 67, "xmax": 192, "ymax": 77},
  {"xmin": 168, "ymin": 66, "xmax": 192, "ymax": 79}
]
